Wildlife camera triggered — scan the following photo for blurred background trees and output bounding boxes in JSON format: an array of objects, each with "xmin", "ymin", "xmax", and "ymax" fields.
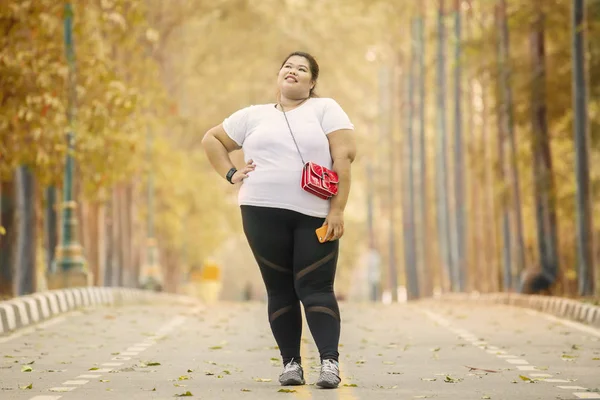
[{"xmin": 0, "ymin": 0, "xmax": 598, "ymax": 301}]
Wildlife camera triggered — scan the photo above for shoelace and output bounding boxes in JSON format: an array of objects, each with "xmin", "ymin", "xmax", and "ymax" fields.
[
  {"xmin": 321, "ymin": 360, "xmax": 338, "ymax": 374},
  {"xmin": 283, "ymin": 359, "xmax": 301, "ymax": 373}
]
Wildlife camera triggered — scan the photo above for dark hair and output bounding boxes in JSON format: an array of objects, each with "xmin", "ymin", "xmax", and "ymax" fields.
[{"xmin": 280, "ymin": 51, "xmax": 320, "ymax": 97}]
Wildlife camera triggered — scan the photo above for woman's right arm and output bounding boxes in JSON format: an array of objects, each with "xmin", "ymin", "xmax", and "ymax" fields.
[{"xmin": 201, "ymin": 124, "xmax": 255, "ymax": 183}]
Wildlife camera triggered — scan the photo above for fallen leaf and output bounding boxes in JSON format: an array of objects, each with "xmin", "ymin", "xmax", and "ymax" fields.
[
  {"xmin": 343, "ymin": 383, "xmax": 358, "ymax": 387},
  {"xmin": 209, "ymin": 346, "xmax": 223, "ymax": 350},
  {"xmin": 178, "ymin": 375, "xmax": 190, "ymax": 380},
  {"xmin": 254, "ymin": 378, "xmax": 272, "ymax": 382},
  {"xmin": 100, "ymin": 380, "xmax": 109, "ymax": 383},
  {"xmin": 241, "ymin": 388, "xmax": 251, "ymax": 392},
  {"xmin": 465, "ymin": 366, "xmax": 499, "ymax": 373},
  {"xmin": 21, "ymin": 366, "xmax": 33, "ymax": 372},
  {"xmin": 89, "ymin": 367, "xmax": 99, "ymax": 371},
  {"xmin": 482, "ymin": 396, "xmax": 491, "ymax": 399},
  {"xmin": 146, "ymin": 362, "xmax": 161, "ymax": 366},
  {"xmin": 19, "ymin": 383, "xmax": 32, "ymax": 390},
  {"xmin": 187, "ymin": 369, "xmax": 194, "ymax": 372},
  {"xmin": 444, "ymin": 376, "xmax": 462, "ymax": 383},
  {"xmin": 278, "ymin": 389, "xmax": 296, "ymax": 393},
  {"xmin": 421, "ymin": 378, "xmax": 436, "ymax": 382},
  {"xmin": 175, "ymin": 391, "xmax": 193, "ymax": 397},
  {"xmin": 519, "ymin": 375, "xmax": 533, "ymax": 382}
]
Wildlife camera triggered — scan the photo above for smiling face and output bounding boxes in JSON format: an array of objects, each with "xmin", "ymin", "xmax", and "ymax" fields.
[{"xmin": 277, "ymin": 55, "xmax": 316, "ymax": 100}]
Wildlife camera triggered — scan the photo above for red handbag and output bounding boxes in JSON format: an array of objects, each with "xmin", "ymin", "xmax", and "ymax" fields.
[
  {"xmin": 281, "ymin": 105, "xmax": 338, "ymax": 200},
  {"xmin": 301, "ymin": 162, "xmax": 339, "ymax": 200}
]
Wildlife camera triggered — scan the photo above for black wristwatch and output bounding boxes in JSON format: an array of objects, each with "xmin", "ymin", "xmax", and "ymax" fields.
[{"xmin": 225, "ymin": 167, "xmax": 237, "ymax": 184}]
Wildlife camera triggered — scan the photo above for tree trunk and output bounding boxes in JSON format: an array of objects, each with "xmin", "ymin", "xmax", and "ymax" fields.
[
  {"xmin": 104, "ymin": 191, "xmax": 115, "ymax": 286},
  {"xmin": 495, "ymin": 3, "xmax": 514, "ymax": 291},
  {"xmin": 404, "ymin": 19, "xmax": 420, "ymax": 301},
  {"xmin": 523, "ymin": 3, "xmax": 560, "ymax": 293},
  {"xmin": 86, "ymin": 201, "xmax": 101, "ymax": 285},
  {"xmin": 114, "ymin": 186, "xmax": 124, "ymax": 287},
  {"xmin": 572, "ymin": 0, "xmax": 595, "ymax": 296},
  {"xmin": 452, "ymin": 0, "xmax": 466, "ymax": 292},
  {"xmin": 0, "ymin": 179, "xmax": 16, "ymax": 298},
  {"xmin": 497, "ymin": 0, "xmax": 527, "ymax": 289},
  {"xmin": 437, "ymin": 0, "xmax": 453, "ymax": 291},
  {"xmin": 44, "ymin": 186, "xmax": 58, "ymax": 274},
  {"xmin": 417, "ymin": 0, "xmax": 432, "ymax": 297},
  {"xmin": 482, "ymin": 76, "xmax": 500, "ymax": 292},
  {"xmin": 14, "ymin": 166, "xmax": 37, "ymax": 296}
]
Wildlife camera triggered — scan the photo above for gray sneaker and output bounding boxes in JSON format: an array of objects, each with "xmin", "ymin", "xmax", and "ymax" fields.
[
  {"xmin": 316, "ymin": 359, "xmax": 341, "ymax": 388},
  {"xmin": 279, "ymin": 359, "xmax": 305, "ymax": 386}
]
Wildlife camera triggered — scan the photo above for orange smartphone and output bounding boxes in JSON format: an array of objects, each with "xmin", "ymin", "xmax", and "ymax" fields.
[{"xmin": 315, "ymin": 225, "xmax": 329, "ymax": 243}]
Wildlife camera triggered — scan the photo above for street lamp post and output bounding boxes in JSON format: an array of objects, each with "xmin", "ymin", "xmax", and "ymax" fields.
[{"xmin": 50, "ymin": 2, "xmax": 89, "ymax": 288}]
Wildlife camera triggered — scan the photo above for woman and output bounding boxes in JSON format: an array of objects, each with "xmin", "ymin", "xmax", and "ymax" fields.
[{"xmin": 201, "ymin": 51, "xmax": 356, "ymax": 389}]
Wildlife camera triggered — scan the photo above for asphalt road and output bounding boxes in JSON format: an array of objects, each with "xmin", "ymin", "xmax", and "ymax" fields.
[{"xmin": 0, "ymin": 299, "xmax": 599, "ymax": 400}]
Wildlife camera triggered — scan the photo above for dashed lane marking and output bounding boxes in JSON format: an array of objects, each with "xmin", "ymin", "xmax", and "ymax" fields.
[
  {"xmin": 48, "ymin": 387, "xmax": 75, "ymax": 392},
  {"xmin": 557, "ymin": 386, "xmax": 588, "ymax": 390},
  {"xmin": 574, "ymin": 393, "xmax": 600, "ymax": 399},
  {"xmin": 29, "ymin": 396, "xmax": 62, "ymax": 400},
  {"xmin": 422, "ymin": 308, "xmax": 595, "ymax": 400},
  {"xmin": 27, "ymin": 307, "xmax": 199, "ymax": 400}
]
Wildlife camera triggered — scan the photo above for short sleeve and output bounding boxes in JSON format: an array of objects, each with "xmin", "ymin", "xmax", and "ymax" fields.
[
  {"xmin": 320, "ymin": 98, "xmax": 354, "ymax": 134},
  {"xmin": 222, "ymin": 106, "xmax": 251, "ymax": 146}
]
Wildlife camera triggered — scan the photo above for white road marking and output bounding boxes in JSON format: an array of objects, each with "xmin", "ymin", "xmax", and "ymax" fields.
[
  {"xmin": 62, "ymin": 380, "xmax": 89, "ymax": 385},
  {"xmin": 557, "ymin": 386, "xmax": 588, "ymax": 390},
  {"xmin": 91, "ymin": 368, "xmax": 112, "ymax": 373},
  {"xmin": 49, "ymin": 387, "xmax": 75, "ymax": 392},
  {"xmin": 29, "ymin": 309, "xmax": 191, "ymax": 399},
  {"xmin": 573, "ymin": 393, "xmax": 600, "ymax": 399},
  {"xmin": 29, "ymin": 397, "xmax": 62, "ymax": 400},
  {"xmin": 506, "ymin": 359, "xmax": 529, "ymax": 365},
  {"xmin": 422, "ymin": 307, "xmax": 596, "ymax": 400}
]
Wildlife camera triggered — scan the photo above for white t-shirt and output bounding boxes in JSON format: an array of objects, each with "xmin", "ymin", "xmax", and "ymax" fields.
[{"xmin": 222, "ymin": 97, "xmax": 354, "ymax": 217}]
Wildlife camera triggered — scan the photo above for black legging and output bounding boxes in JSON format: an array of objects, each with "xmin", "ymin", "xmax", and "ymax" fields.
[{"xmin": 241, "ymin": 205, "xmax": 341, "ymax": 365}]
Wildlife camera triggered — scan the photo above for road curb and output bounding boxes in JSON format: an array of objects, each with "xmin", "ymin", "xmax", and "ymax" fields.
[
  {"xmin": 426, "ymin": 292, "xmax": 600, "ymax": 328},
  {"xmin": 0, "ymin": 287, "xmax": 199, "ymax": 335}
]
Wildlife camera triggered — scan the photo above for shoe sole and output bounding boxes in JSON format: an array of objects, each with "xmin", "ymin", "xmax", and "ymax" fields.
[
  {"xmin": 316, "ymin": 379, "xmax": 340, "ymax": 389},
  {"xmin": 279, "ymin": 378, "xmax": 305, "ymax": 386}
]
